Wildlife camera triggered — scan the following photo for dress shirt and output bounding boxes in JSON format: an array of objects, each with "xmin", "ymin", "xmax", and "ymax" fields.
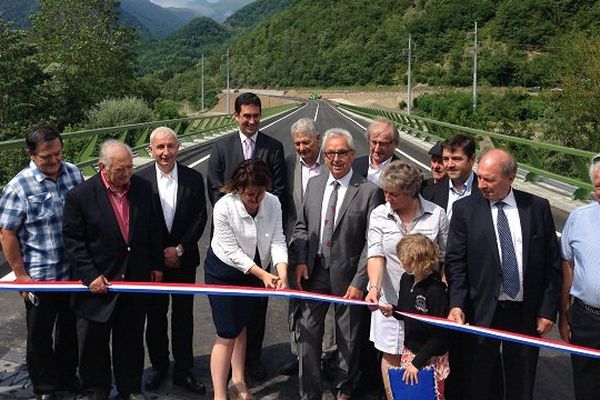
[
  {"xmin": 300, "ymin": 154, "xmax": 322, "ymax": 194},
  {"xmin": 490, "ymin": 189, "xmax": 524, "ymax": 301},
  {"xmin": 239, "ymin": 131, "xmax": 258, "ymax": 160},
  {"xmin": 0, "ymin": 161, "xmax": 83, "ymax": 280},
  {"xmin": 367, "ymin": 196, "xmax": 448, "ymax": 304},
  {"xmin": 318, "ymin": 170, "xmax": 353, "ymax": 254},
  {"xmin": 560, "ymin": 202, "xmax": 600, "ymax": 308},
  {"xmin": 155, "ymin": 163, "xmax": 178, "ymax": 232},
  {"xmin": 446, "ymin": 171, "xmax": 475, "ymax": 221},
  {"xmin": 100, "ymin": 171, "xmax": 130, "ymax": 243},
  {"xmin": 211, "ymin": 192, "xmax": 288, "ymax": 274},
  {"xmin": 367, "ymin": 156, "xmax": 393, "ymax": 184}
]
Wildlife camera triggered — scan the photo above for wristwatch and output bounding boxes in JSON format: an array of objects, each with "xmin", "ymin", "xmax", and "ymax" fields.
[{"xmin": 176, "ymin": 244, "xmax": 184, "ymax": 257}]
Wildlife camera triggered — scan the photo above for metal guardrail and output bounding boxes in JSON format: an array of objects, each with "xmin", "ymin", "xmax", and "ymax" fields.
[
  {"xmin": 338, "ymin": 103, "xmax": 595, "ymax": 200},
  {"xmin": 0, "ymin": 103, "xmax": 300, "ymax": 182}
]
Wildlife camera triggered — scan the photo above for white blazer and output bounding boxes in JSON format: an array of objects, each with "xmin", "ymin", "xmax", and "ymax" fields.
[{"xmin": 211, "ymin": 192, "xmax": 288, "ymax": 273}]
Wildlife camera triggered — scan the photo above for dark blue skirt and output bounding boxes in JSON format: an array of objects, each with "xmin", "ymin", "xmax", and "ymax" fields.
[{"xmin": 204, "ymin": 247, "xmax": 262, "ymax": 339}]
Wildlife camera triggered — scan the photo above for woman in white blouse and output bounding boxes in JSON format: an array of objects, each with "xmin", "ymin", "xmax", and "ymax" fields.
[
  {"xmin": 364, "ymin": 161, "xmax": 448, "ymax": 399},
  {"xmin": 204, "ymin": 159, "xmax": 288, "ymax": 400}
]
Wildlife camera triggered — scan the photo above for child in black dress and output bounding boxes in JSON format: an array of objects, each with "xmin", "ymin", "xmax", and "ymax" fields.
[{"xmin": 380, "ymin": 233, "xmax": 449, "ymax": 400}]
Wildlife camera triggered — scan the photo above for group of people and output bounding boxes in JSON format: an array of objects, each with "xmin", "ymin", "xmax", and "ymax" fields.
[{"xmin": 0, "ymin": 91, "xmax": 598, "ymax": 400}]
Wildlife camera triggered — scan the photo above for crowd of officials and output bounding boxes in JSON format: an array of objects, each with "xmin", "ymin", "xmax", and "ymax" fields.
[{"xmin": 0, "ymin": 91, "xmax": 599, "ymax": 400}]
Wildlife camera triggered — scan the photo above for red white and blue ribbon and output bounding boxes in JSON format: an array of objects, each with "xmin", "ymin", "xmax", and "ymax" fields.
[{"xmin": 1, "ymin": 280, "xmax": 599, "ymax": 359}]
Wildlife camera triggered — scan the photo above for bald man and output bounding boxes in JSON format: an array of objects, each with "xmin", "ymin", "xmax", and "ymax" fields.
[
  {"xmin": 445, "ymin": 148, "xmax": 561, "ymax": 400},
  {"xmin": 64, "ymin": 140, "xmax": 163, "ymax": 400},
  {"xmin": 138, "ymin": 128, "xmax": 207, "ymax": 394}
]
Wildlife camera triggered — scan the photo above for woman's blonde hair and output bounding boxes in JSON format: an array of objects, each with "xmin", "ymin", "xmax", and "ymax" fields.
[{"xmin": 396, "ymin": 233, "xmax": 440, "ymax": 279}]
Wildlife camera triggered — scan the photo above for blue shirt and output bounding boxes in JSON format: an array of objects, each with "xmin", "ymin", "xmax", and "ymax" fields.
[
  {"xmin": 446, "ymin": 171, "xmax": 475, "ymax": 221},
  {"xmin": 560, "ymin": 202, "xmax": 600, "ymax": 308},
  {"xmin": 0, "ymin": 161, "xmax": 84, "ymax": 280}
]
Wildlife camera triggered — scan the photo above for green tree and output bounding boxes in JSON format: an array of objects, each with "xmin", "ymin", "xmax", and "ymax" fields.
[
  {"xmin": 0, "ymin": 19, "xmax": 47, "ymax": 139},
  {"xmin": 29, "ymin": 0, "xmax": 136, "ymax": 125},
  {"xmin": 544, "ymin": 33, "xmax": 600, "ymax": 152}
]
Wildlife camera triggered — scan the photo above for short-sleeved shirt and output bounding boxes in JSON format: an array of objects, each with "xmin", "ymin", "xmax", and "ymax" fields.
[
  {"xmin": 367, "ymin": 196, "xmax": 448, "ymax": 355},
  {"xmin": 0, "ymin": 161, "xmax": 84, "ymax": 280},
  {"xmin": 560, "ymin": 202, "xmax": 600, "ymax": 308}
]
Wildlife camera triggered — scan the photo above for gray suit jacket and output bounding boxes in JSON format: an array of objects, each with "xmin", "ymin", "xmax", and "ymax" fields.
[
  {"xmin": 284, "ymin": 153, "xmax": 325, "ymax": 242},
  {"xmin": 292, "ymin": 171, "xmax": 384, "ymax": 295}
]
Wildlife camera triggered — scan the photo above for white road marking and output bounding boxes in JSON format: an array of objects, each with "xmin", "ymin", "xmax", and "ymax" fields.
[
  {"xmin": 1, "ymin": 271, "xmax": 15, "ymax": 281},
  {"xmin": 314, "ymin": 102, "xmax": 319, "ymax": 121},
  {"xmin": 188, "ymin": 154, "xmax": 210, "ymax": 168}
]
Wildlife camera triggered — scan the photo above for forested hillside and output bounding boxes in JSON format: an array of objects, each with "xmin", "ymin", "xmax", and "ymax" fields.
[{"xmin": 226, "ymin": 0, "xmax": 600, "ymax": 88}]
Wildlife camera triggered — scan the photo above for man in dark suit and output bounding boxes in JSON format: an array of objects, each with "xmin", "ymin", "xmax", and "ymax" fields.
[
  {"xmin": 293, "ymin": 128, "xmax": 383, "ymax": 400},
  {"xmin": 206, "ymin": 92, "xmax": 286, "ymax": 380},
  {"xmin": 422, "ymin": 134, "xmax": 478, "ymax": 221},
  {"xmin": 138, "ymin": 127, "xmax": 207, "ymax": 394},
  {"xmin": 421, "ymin": 133, "xmax": 478, "ymax": 400},
  {"xmin": 63, "ymin": 140, "xmax": 163, "ymax": 400},
  {"xmin": 445, "ymin": 148, "xmax": 561, "ymax": 400},
  {"xmin": 207, "ymin": 92, "xmax": 286, "ymax": 208},
  {"xmin": 421, "ymin": 140, "xmax": 447, "ymax": 189},
  {"xmin": 352, "ymin": 118, "xmax": 400, "ymax": 183},
  {"xmin": 282, "ymin": 118, "xmax": 331, "ymax": 377}
]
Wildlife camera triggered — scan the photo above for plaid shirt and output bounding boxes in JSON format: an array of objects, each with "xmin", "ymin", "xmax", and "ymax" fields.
[{"xmin": 0, "ymin": 161, "xmax": 84, "ymax": 280}]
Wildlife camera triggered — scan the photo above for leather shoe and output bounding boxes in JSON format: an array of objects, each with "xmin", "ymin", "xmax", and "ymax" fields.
[
  {"xmin": 246, "ymin": 360, "xmax": 267, "ymax": 382},
  {"xmin": 35, "ymin": 394, "xmax": 57, "ymax": 400},
  {"xmin": 144, "ymin": 369, "xmax": 167, "ymax": 390},
  {"xmin": 173, "ymin": 370, "xmax": 206, "ymax": 395},
  {"xmin": 280, "ymin": 358, "xmax": 299, "ymax": 376}
]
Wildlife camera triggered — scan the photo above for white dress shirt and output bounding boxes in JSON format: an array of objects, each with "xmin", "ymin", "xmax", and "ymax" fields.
[
  {"xmin": 446, "ymin": 171, "xmax": 475, "ymax": 221},
  {"xmin": 211, "ymin": 192, "xmax": 288, "ymax": 273},
  {"xmin": 155, "ymin": 163, "xmax": 178, "ymax": 232},
  {"xmin": 318, "ymin": 170, "xmax": 353, "ymax": 254},
  {"xmin": 367, "ymin": 156, "xmax": 393, "ymax": 184},
  {"xmin": 300, "ymin": 153, "xmax": 322, "ymax": 194},
  {"xmin": 490, "ymin": 189, "xmax": 524, "ymax": 301}
]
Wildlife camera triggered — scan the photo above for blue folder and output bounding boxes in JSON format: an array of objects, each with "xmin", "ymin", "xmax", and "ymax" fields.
[{"xmin": 388, "ymin": 366, "xmax": 437, "ymax": 400}]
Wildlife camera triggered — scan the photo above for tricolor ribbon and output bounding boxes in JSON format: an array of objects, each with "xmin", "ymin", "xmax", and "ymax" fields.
[{"xmin": 1, "ymin": 280, "xmax": 599, "ymax": 359}]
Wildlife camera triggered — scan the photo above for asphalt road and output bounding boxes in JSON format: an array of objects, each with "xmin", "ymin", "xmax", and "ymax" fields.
[{"xmin": 0, "ymin": 100, "xmax": 575, "ymax": 399}]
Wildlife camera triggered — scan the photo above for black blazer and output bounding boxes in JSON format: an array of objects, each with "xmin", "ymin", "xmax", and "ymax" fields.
[
  {"xmin": 63, "ymin": 174, "xmax": 163, "ymax": 323},
  {"xmin": 421, "ymin": 174, "xmax": 479, "ymax": 210},
  {"xmin": 352, "ymin": 154, "xmax": 399, "ymax": 179},
  {"xmin": 445, "ymin": 189, "xmax": 561, "ymax": 331},
  {"xmin": 206, "ymin": 130, "xmax": 286, "ymax": 208},
  {"xmin": 137, "ymin": 162, "xmax": 207, "ymax": 269}
]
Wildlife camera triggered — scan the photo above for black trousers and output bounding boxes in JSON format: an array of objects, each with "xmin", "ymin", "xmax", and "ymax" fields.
[
  {"xmin": 25, "ymin": 292, "xmax": 78, "ymax": 394},
  {"xmin": 445, "ymin": 332, "xmax": 470, "ymax": 400},
  {"xmin": 77, "ymin": 294, "xmax": 146, "ymax": 398},
  {"xmin": 468, "ymin": 303, "xmax": 539, "ymax": 400},
  {"xmin": 569, "ymin": 299, "xmax": 600, "ymax": 400},
  {"xmin": 146, "ymin": 267, "xmax": 196, "ymax": 373}
]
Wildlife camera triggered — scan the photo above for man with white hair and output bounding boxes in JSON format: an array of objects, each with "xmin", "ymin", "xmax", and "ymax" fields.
[
  {"xmin": 138, "ymin": 127, "xmax": 207, "ymax": 394},
  {"xmin": 352, "ymin": 118, "xmax": 400, "ymax": 183},
  {"xmin": 293, "ymin": 128, "xmax": 383, "ymax": 400},
  {"xmin": 559, "ymin": 154, "xmax": 600, "ymax": 400},
  {"xmin": 63, "ymin": 140, "xmax": 163, "ymax": 400}
]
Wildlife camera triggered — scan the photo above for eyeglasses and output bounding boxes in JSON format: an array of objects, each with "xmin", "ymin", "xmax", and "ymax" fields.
[
  {"xmin": 593, "ymin": 155, "xmax": 600, "ymax": 164},
  {"xmin": 324, "ymin": 150, "xmax": 353, "ymax": 160}
]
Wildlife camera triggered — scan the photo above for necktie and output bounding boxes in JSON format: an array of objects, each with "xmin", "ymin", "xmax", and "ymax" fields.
[
  {"xmin": 496, "ymin": 201, "xmax": 520, "ymax": 298},
  {"xmin": 243, "ymin": 138, "xmax": 254, "ymax": 160},
  {"xmin": 321, "ymin": 181, "xmax": 340, "ymax": 269}
]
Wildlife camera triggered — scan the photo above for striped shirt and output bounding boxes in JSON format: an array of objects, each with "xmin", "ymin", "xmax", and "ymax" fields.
[
  {"xmin": 0, "ymin": 161, "xmax": 84, "ymax": 280},
  {"xmin": 560, "ymin": 202, "xmax": 600, "ymax": 308}
]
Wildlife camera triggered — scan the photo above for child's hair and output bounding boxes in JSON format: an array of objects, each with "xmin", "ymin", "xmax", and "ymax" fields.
[{"xmin": 396, "ymin": 233, "xmax": 440, "ymax": 278}]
